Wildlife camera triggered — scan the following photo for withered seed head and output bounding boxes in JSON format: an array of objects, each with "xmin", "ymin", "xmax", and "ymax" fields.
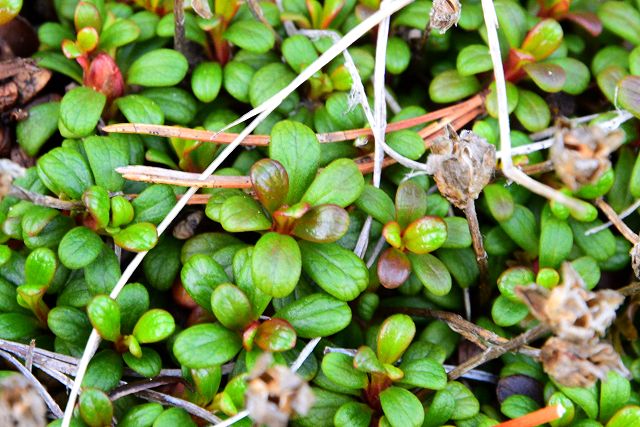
[
  {"xmin": 428, "ymin": 125, "xmax": 496, "ymax": 208},
  {"xmin": 0, "ymin": 374, "xmax": 47, "ymax": 427},
  {"xmin": 550, "ymin": 124, "xmax": 624, "ymax": 191},
  {"xmin": 429, "ymin": 0, "xmax": 462, "ymax": 34},
  {"xmin": 245, "ymin": 353, "xmax": 315, "ymax": 427}
]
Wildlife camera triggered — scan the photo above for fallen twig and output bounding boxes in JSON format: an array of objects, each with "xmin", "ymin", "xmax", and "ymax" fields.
[{"xmin": 594, "ymin": 197, "xmax": 639, "ymax": 244}]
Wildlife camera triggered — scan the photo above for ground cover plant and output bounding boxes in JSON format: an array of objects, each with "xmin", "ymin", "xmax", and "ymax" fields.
[{"xmin": 4, "ymin": 0, "xmax": 640, "ymax": 426}]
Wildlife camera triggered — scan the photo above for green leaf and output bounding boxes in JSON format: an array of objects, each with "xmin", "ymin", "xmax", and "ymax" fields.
[
  {"xmin": 127, "ymin": 49, "xmax": 188, "ymax": 87},
  {"xmin": 299, "ymin": 241, "xmax": 368, "ymax": 301},
  {"xmin": 540, "ymin": 206, "xmax": 573, "ymax": 268},
  {"xmin": 59, "ymin": 227, "xmax": 103, "ymax": 269},
  {"xmin": 275, "ymin": 293, "xmax": 352, "ymax": 338},
  {"xmin": 111, "ymin": 196, "xmax": 134, "ymax": 228},
  {"xmin": 224, "ymin": 20, "xmax": 275, "ymax": 54},
  {"xmin": 499, "ymin": 205, "xmax": 538, "ymax": 256},
  {"xmin": 325, "ymin": 92, "xmax": 365, "ymax": 130},
  {"xmin": 515, "ymin": 89, "xmax": 551, "ymax": 132},
  {"xmin": 191, "ymin": 61, "xmax": 222, "ymax": 103},
  {"xmin": 85, "ymin": 244, "xmax": 121, "ymax": 295},
  {"xmin": 598, "ymin": 1, "xmax": 640, "ymax": 45},
  {"xmin": 322, "ymin": 352, "xmax": 368, "ymax": 389},
  {"xmin": 132, "ymin": 185, "xmax": 176, "ymax": 225},
  {"xmin": 133, "ymin": 309, "xmax": 175, "ymax": 343},
  {"xmin": 498, "ymin": 267, "xmax": 535, "ymax": 302},
  {"xmin": 618, "ymin": 76, "xmax": 640, "ymax": 119},
  {"xmin": 152, "ymin": 408, "xmax": 196, "ymax": 427},
  {"xmin": 395, "ymin": 180, "xmax": 427, "ymax": 228},
  {"xmin": 422, "ymin": 389, "xmax": 455, "ymax": 427},
  {"xmin": 83, "ymin": 136, "xmax": 129, "ymax": 192},
  {"xmin": 547, "ymin": 57, "xmax": 590, "ymax": 95},
  {"xmin": 380, "ymin": 386, "xmax": 424, "ymax": 427},
  {"xmin": 219, "ymin": 196, "xmax": 271, "ymax": 232},
  {"xmin": 141, "ymin": 88, "xmax": 197, "ymax": 125},
  {"xmin": 16, "ymin": 101, "xmax": 60, "ymax": 156},
  {"xmin": 355, "ymin": 185, "xmax": 396, "ymax": 224},
  {"xmin": 100, "ymin": 18, "xmax": 140, "ymax": 49},
  {"xmin": 143, "ymin": 236, "xmax": 181, "ymax": 291},
  {"xmin": 486, "ymin": 81, "xmax": 519, "ymax": 117},
  {"xmin": 334, "ymin": 402, "xmax": 373, "ymax": 427},
  {"xmin": 120, "ymin": 403, "xmax": 163, "ymax": 427},
  {"xmin": 408, "ymin": 252, "xmax": 452, "ymax": 296},
  {"xmin": 292, "ymin": 204, "xmax": 349, "ymax": 243},
  {"xmin": 269, "ymin": 120, "xmax": 321, "ymax": 204},
  {"xmin": 549, "ymin": 392, "xmax": 575, "ymax": 427},
  {"xmin": 25, "ymin": 247, "xmax": 57, "ymax": 287},
  {"xmin": 600, "ymin": 371, "xmax": 631, "ymax": 422},
  {"xmin": 521, "ymin": 19, "xmax": 563, "ymax": 60},
  {"xmin": 115, "ymin": 94, "xmax": 164, "ymax": 125},
  {"xmin": 282, "ymin": 34, "xmax": 319, "ymax": 73},
  {"xmin": 399, "ymin": 358, "xmax": 447, "ymax": 389},
  {"xmin": 386, "ymin": 37, "xmax": 411, "ymax": 75},
  {"xmin": 249, "ymin": 63, "xmax": 299, "ymax": 113},
  {"xmin": 48, "ymin": 306, "xmax": 91, "ymax": 345},
  {"xmin": 446, "ymin": 381, "xmax": 480, "ymax": 420},
  {"xmin": 58, "ymin": 87, "xmax": 105, "ymax": 138},
  {"xmin": 252, "ymin": 232, "xmax": 301, "ymax": 298},
  {"xmin": 457, "ymin": 44, "xmax": 492, "ymax": 76},
  {"xmin": 37, "ymin": 146, "xmax": 94, "ymax": 199},
  {"xmin": 492, "ymin": 295, "xmax": 529, "ymax": 327},
  {"xmin": 254, "ymin": 318, "xmax": 297, "ymax": 352},
  {"xmin": 173, "ymin": 323, "xmax": 242, "ymax": 368},
  {"xmin": 501, "ymin": 394, "xmax": 540, "ymax": 419},
  {"xmin": 598, "ymin": 66, "xmax": 629, "ymax": 103},
  {"xmin": 113, "ymin": 223, "xmax": 158, "ymax": 252},
  {"xmin": 606, "ymin": 406, "xmax": 640, "ymax": 427},
  {"xmin": 181, "ymin": 254, "xmax": 228, "ymax": 310},
  {"xmin": 211, "ymin": 284, "xmax": 253, "ymax": 330},
  {"xmin": 83, "ymin": 186, "xmax": 110, "ymax": 229},
  {"xmin": 523, "ymin": 62, "xmax": 566, "ymax": 93},
  {"xmin": 123, "ymin": 347, "xmax": 162, "ymax": 378},
  {"xmin": 429, "ymin": 70, "xmax": 481, "ymax": 103},
  {"xmin": 79, "ymin": 388, "xmax": 113, "ymax": 427},
  {"xmin": 301, "ymin": 158, "xmax": 364, "ymax": 208},
  {"xmin": 0, "ymin": 313, "xmax": 40, "ymax": 340},
  {"xmin": 87, "ymin": 295, "xmax": 121, "ymax": 342},
  {"xmin": 557, "ymin": 383, "xmax": 599, "ymax": 419},
  {"xmin": 223, "ymin": 60, "xmax": 255, "ymax": 103},
  {"xmin": 483, "ymin": 183, "xmax": 514, "ymax": 222},
  {"xmin": 494, "ymin": 0, "xmax": 527, "ymax": 48},
  {"xmin": 82, "ymin": 350, "xmax": 123, "ymax": 392},
  {"xmin": 403, "ymin": 216, "xmax": 448, "ymax": 254},
  {"xmin": 377, "ymin": 314, "xmax": 415, "ymax": 364},
  {"xmin": 569, "ymin": 218, "xmax": 616, "ymax": 262},
  {"xmin": 116, "ymin": 283, "xmax": 150, "ymax": 333},
  {"xmin": 33, "ymin": 51, "xmax": 83, "ymax": 83},
  {"xmin": 386, "ymin": 130, "xmax": 426, "ymax": 160}
]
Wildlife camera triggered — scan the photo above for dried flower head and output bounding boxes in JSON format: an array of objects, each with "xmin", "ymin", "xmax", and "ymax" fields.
[
  {"xmin": 540, "ymin": 337, "xmax": 630, "ymax": 387},
  {"xmin": 516, "ymin": 263, "xmax": 624, "ymax": 342},
  {"xmin": 429, "ymin": 0, "xmax": 462, "ymax": 34},
  {"xmin": 173, "ymin": 210, "xmax": 204, "ymax": 240},
  {"xmin": 550, "ymin": 123, "xmax": 624, "ymax": 191},
  {"xmin": 427, "ymin": 125, "xmax": 496, "ymax": 208},
  {"xmin": 246, "ymin": 353, "xmax": 315, "ymax": 427},
  {"xmin": 0, "ymin": 374, "xmax": 46, "ymax": 427}
]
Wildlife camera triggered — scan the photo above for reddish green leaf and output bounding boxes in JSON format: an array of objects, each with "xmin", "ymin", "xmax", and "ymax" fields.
[
  {"xmin": 403, "ymin": 216, "xmax": 448, "ymax": 254},
  {"xmin": 250, "ymin": 158, "xmax": 289, "ymax": 214},
  {"xmin": 114, "ymin": 223, "xmax": 158, "ymax": 252},
  {"xmin": 377, "ymin": 248, "xmax": 411, "ymax": 289},
  {"xmin": 383, "ymin": 221, "xmax": 403, "ymax": 249},
  {"xmin": 523, "ymin": 62, "xmax": 566, "ymax": 93},
  {"xmin": 79, "ymin": 388, "xmax": 113, "ymax": 427},
  {"xmin": 521, "ymin": 19, "xmax": 563, "ymax": 61},
  {"xmin": 395, "ymin": 180, "xmax": 427, "ymax": 228},
  {"xmin": 292, "ymin": 204, "xmax": 349, "ymax": 243},
  {"xmin": 597, "ymin": 66, "xmax": 628, "ymax": 103},
  {"xmin": 219, "ymin": 195, "xmax": 271, "ymax": 232},
  {"xmin": 83, "ymin": 186, "xmax": 110, "ymax": 229},
  {"xmin": 254, "ymin": 318, "xmax": 297, "ymax": 352},
  {"xmin": 377, "ymin": 314, "xmax": 415, "ymax": 364}
]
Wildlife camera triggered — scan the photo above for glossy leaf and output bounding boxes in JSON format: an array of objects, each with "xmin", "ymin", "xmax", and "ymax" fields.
[
  {"xmin": 173, "ymin": 323, "xmax": 242, "ymax": 368},
  {"xmin": 600, "ymin": 371, "xmax": 631, "ymax": 422},
  {"xmin": 83, "ymin": 186, "xmax": 110, "ymax": 229},
  {"xmin": 377, "ymin": 314, "xmax": 415, "ymax": 364},
  {"xmin": 219, "ymin": 195, "xmax": 271, "ymax": 232},
  {"xmin": 618, "ymin": 76, "xmax": 640, "ymax": 119},
  {"xmin": 395, "ymin": 180, "xmax": 427, "ymax": 228},
  {"xmin": 597, "ymin": 1, "xmax": 640, "ymax": 45},
  {"xmin": 515, "ymin": 89, "xmax": 551, "ymax": 132},
  {"xmin": 127, "ymin": 49, "xmax": 188, "ymax": 87},
  {"xmin": 429, "ymin": 70, "xmax": 481, "ymax": 103},
  {"xmin": 87, "ymin": 295, "xmax": 121, "ymax": 342},
  {"xmin": 606, "ymin": 406, "xmax": 640, "ymax": 427},
  {"xmin": 523, "ymin": 62, "xmax": 566, "ymax": 93},
  {"xmin": 334, "ymin": 402, "xmax": 373, "ymax": 427},
  {"xmin": 16, "ymin": 102, "xmax": 60, "ymax": 156},
  {"xmin": 211, "ymin": 283, "xmax": 253, "ymax": 330},
  {"xmin": 457, "ymin": 44, "xmax": 492, "ymax": 76},
  {"xmin": 123, "ymin": 347, "xmax": 162, "ymax": 378},
  {"xmin": 25, "ymin": 247, "xmax": 57, "ymax": 287},
  {"xmin": 355, "ymin": 185, "xmax": 396, "ymax": 225},
  {"xmin": 399, "ymin": 358, "xmax": 447, "ymax": 390},
  {"xmin": 58, "ymin": 227, "xmax": 103, "ymax": 269},
  {"xmin": 224, "ymin": 20, "xmax": 275, "ymax": 54},
  {"xmin": 250, "ymin": 158, "xmax": 289, "ymax": 213},
  {"xmin": 292, "ymin": 204, "xmax": 349, "ymax": 243},
  {"xmin": 408, "ymin": 252, "xmax": 452, "ymax": 296},
  {"xmin": 113, "ymin": 223, "xmax": 158, "ymax": 252},
  {"xmin": 403, "ymin": 216, "xmax": 448, "ymax": 254},
  {"xmin": 299, "ymin": 241, "xmax": 368, "ymax": 301},
  {"xmin": 380, "ymin": 386, "xmax": 424, "ymax": 427},
  {"xmin": 484, "ymin": 183, "xmax": 515, "ymax": 222},
  {"xmin": 79, "ymin": 388, "xmax": 113, "ymax": 427},
  {"xmin": 521, "ymin": 19, "xmax": 563, "ymax": 60},
  {"xmin": 191, "ymin": 61, "xmax": 222, "ymax": 103},
  {"xmin": 302, "ymin": 158, "xmax": 364, "ymax": 208},
  {"xmin": 252, "ymin": 232, "xmax": 301, "ymax": 298},
  {"xmin": 547, "ymin": 57, "xmax": 590, "ymax": 95},
  {"xmin": 37, "ymin": 146, "xmax": 94, "ymax": 199},
  {"xmin": 377, "ymin": 248, "xmax": 411, "ymax": 289},
  {"xmin": 133, "ymin": 309, "xmax": 175, "ymax": 343},
  {"xmin": 181, "ymin": 254, "xmax": 228, "ymax": 310},
  {"xmin": 254, "ymin": 318, "xmax": 297, "ymax": 352},
  {"xmin": 58, "ymin": 87, "xmax": 105, "ymax": 138},
  {"xmin": 275, "ymin": 293, "xmax": 351, "ymax": 338},
  {"xmin": 322, "ymin": 352, "xmax": 368, "ymax": 389},
  {"xmin": 119, "ymin": 403, "xmax": 163, "ymax": 427},
  {"xmin": 131, "ymin": 184, "xmax": 175, "ymax": 225}
]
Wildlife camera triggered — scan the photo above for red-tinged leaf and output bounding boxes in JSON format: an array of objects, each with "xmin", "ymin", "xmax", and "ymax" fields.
[
  {"xmin": 377, "ymin": 248, "xmax": 411, "ymax": 289},
  {"xmin": 504, "ymin": 48, "xmax": 536, "ymax": 82},
  {"xmin": 76, "ymin": 27, "xmax": 99, "ymax": 53},
  {"xmin": 254, "ymin": 318, "xmax": 297, "ymax": 352},
  {"xmin": 403, "ymin": 216, "xmax": 448, "ymax": 254},
  {"xmin": 383, "ymin": 221, "xmax": 403, "ymax": 249},
  {"xmin": 521, "ymin": 19, "xmax": 563, "ymax": 61},
  {"xmin": 377, "ymin": 314, "xmax": 415, "ymax": 364},
  {"xmin": 292, "ymin": 204, "xmax": 349, "ymax": 243},
  {"xmin": 538, "ymin": 0, "xmax": 569, "ymax": 17},
  {"xmin": 83, "ymin": 53, "xmax": 124, "ymax": 102},
  {"xmin": 353, "ymin": 346, "xmax": 385, "ymax": 373},
  {"xmin": 618, "ymin": 76, "xmax": 640, "ymax": 119},
  {"xmin": 597, "ymin": 66, "xmax": 628, "ymax": 103},
  {"xmin": 273, "ymin": 202, "xmax": 311, "ymax": 233},
  {"xmin": 564, "ymin": 12, "xmax": 602, "ymax": 37},
  {"xmin": 250, "ymin": 158, "xmax": 289, "ymax": 214},
  {"xmin": 523, "ymin": 62, "xmax": 566, "ymax": 92},
  {"xmin": 321, "ymin": 0, "xmax": 346, "ymax": 28}
]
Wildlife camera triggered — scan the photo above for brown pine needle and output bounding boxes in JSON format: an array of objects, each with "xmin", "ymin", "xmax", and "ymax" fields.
[{"xmin": 495, "ymin": 405, "xmax": 565, "ymax": 427}]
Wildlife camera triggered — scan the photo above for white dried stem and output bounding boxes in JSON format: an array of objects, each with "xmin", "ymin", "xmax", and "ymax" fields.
[
  {"xmin": 62, "ymin": 3, "xmax": 414, "ymax": 425},
  {"xmin": 586, "ymin": 199, "xmax": 640, "ymax": 236}
]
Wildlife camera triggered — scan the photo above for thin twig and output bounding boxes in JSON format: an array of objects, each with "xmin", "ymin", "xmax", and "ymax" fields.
[
  {"xmin": 619, "ymin": 282, "xmax": 640, "ymax": 297},
  {"xmin": 109, "ymin": 377, "xmax": 187, "ymax": 401},
  {"xmin": 464, "ymin": 200, "xmax": 490, "ymax": 305},
  {"xmin": 8, "ymin": 185, "xmax": 81, "ymax": 210},
  {"xmin": 0, "ymin": 349, "xmax": 64, "ymax": 418},
  {"xmin": 447, "ymin": 324, "xmax": 549, "ymax": 380},
  {"xmin": 173, "ymin": 0, "xmax": 187, "ymax": 56},
  {"xmin": 593, "ymin": 198, "xmax": 639, "ymax": 243},
  {"xmin": 586, "ymin": 199, "xmax": 640, "ymax": 236},
  {"xmin": 25, "ymin": 339, "xmax": 35, "ymax": 372}
]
